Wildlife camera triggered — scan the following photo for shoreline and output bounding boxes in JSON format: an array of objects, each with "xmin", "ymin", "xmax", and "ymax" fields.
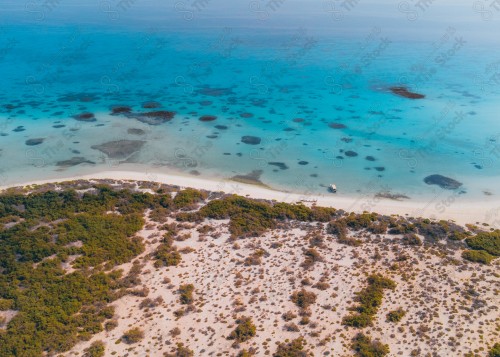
[{"xmin": 1, "ymin": 168, "xmax": 499, "ymax": 226}]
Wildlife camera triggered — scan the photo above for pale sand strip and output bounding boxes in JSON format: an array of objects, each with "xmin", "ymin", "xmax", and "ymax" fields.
[{"xmin": 1, "ymin": 169, "xmax": 499, "ymax": 226}]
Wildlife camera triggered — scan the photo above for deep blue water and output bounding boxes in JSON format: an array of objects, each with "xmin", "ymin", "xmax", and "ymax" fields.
[{"xmin": 0, "ymin": 1, "xmax": 499, "ymax": 199}]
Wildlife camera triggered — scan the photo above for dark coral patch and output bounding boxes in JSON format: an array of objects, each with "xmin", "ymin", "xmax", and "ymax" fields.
[
  {"xmin": 25, "ymin": 138, "xmax": 44, "ymax": 146},
  {"xmin": 268, "ymin": 162, "xmax": 289, "ymax": 170},
  {"xmin": 240, "ymin": 113, "xmax": 254, "ymax": 118},
  {"xmin": 374, "ymin": 166, "xmax": 385, "ymax": 171},
  {"xmin": 111, "ymin": 106, "xmax": 132, "ymax": 115},
  {"xmin": 389, "ymin": 86, "xmax": 425, "ymax": 99},
  {"xmin": 329, "ymin": 122, "xmax": 347, "ymax": 129},
  {"xmin": 293, "ymin": 118, "xmax": 305, "ymax": 123},
  {"xmin": 142, "ymin": 101, "xmax": 161, "ymax": 109},
  {"xmin": 199, "ymin": 115, "xmax": 217, "ymax": 122},
  {"xmin": 298, "ymin": 161, "xmax": 309, "ymax": 165},
  {"xmin": 73, "ymin": 112, "xmax": 96, "ymax": 122},
  {"xmin": 56, "ymin": 157, "xmax": 95, "ymax": 167},
  {"xmin": 196, "ymin": 87, "xmax": 234, "ymax": 97},
  {"xmin": 241, "ymin": 136, "xmax": 261, "ymax": 145},
  {"xmin": 215, "ymin": 125, "xmax": 228, "ymax": 130},
  {"xmin": 423, "ymin": 174, "xmax": 462, "ymax": 190},
  {"xmin": 344, "ymin": 150, "xmax": 358, "ymax": 157},
  {"xmin": 365, "ymin": 156, "xmax": 376, "ymax": 161},
  {"xmin": 135, "ymin": 111, "xmax": 175, "ymax": 125}
]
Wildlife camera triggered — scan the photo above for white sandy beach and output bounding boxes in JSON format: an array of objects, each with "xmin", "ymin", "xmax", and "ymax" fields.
[{"xmin": 1, "ymin": 168, "xmax": 499, "ymax": 227}]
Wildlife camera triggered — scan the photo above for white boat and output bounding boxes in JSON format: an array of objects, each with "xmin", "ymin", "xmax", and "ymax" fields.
[{"xmin": 329, "ymin": 184, "xmax": 337, "ymax": 193}]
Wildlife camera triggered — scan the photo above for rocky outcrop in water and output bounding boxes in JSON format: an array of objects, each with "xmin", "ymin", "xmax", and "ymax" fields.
[
  {"xmin": 241, "ymin": 136, "xmax": 261, "ymax": 145},
  {"xmin": 424, "ymin": 174, "xmax": 462, "ymax": 189},
  {"xmin": 329, "ymin": 123, "xmax": 347, "ymax": 129},
  {"xmin": 111, "ymin": 106, "xmax": 132, "ymax": 115},
  {"xmin": 199, "ymin": 115, "xmax": 217, "ymax": 122},
  {"xmin": 390, "ymin": 86, "xmax": 425, "ymax": 99},
  {"xmin": 73, "ymin": 113, "xmax": 96, "ymax": 122},
  {"xmin": 25, "ymin": 138, "xmax": 44, "ymax": 146}
]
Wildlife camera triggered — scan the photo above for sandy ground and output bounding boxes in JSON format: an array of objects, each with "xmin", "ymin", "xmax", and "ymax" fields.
[
  {"xmin": 58, "ymin": 206, "xmax": 499, "ymax": 357},
  {"xmin": 1, "ymin": 168, "xmax": 500, "ymax": 227}
]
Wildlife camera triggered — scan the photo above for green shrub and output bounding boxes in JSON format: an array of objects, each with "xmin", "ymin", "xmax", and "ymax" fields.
[
  {"xmin": 173, "ymin": 188, "xmax": 207, "ymax": 208},
  {"xmin": 238, "ymin": 349, "xmax": 256, "ymax": 357},
  {"xmin": 274, "ymin": 337, "xmax": 308, "ymax": 356},
  {"xmin": 401, "ymin": 233, "xmax": 422, "ymax": 246},
  {"xmin": 301, "ymin": 248, "xmax": 323, "ymax": 269},
  {"xmin": 462, "ymin": 250, "xmax": 495, "ymax": 265},
  {"xmin": 122, "ymin": 327, "xmax": 144, "ymax": 344},
  {"xmin": 342, "ymin": 275, "xmax": 396, "ymax": 328},
  {"xmin": 489, "ymin": 343, "xmax": 500, "ymax": 357},
  {"xmin": 164, "ymin": 343, "xmax": 194, "ymax": 357},
  {"xmin": 291, "ymin": 289, "xmax": 317, "ymax": 309},
  {"xmin": 83, "ymin": 341, "xmax": 105, "ymax": 357},
  {"xmin": 386, "ymin": 308, "xmax": 406, "ymax": 323},
  {"xmin": 228, "ymin": 316, "xmax": 256, "ymax": 342},
  {"xmin": 178, "ymin": 284, "xmax": 194, "ymax": 305},
  {"xmin": 465, "ymin": 231, "xmax": 500, "ymax": 256},
  {"xmin": 351, "ymin": 333, "xmax": 389, "ymax": 357},
  {"xmin": 0, "ymin": 299, "xmax": 14, "ymax": 311}
]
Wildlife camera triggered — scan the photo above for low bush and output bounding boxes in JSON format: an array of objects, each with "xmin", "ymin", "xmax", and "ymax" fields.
[
  {"xmin": 401, "ymin": 233, "xmax": 422, "ymax": 246},
  {"xmin": 178, "ymin": 284, "xmax": 195, "ymax": 305},
  {"xmin": 351, "ymin": 333, "xmax": 389, "ymax": 357},
  {"xmin": 122, "ymin": 328, "xmax": 144, "ymax": 344},
  {"xmin": 228, "ymin": 316, "xmax": 256, "ymax": 343},
  {"xmin": 342, "ymin": 275, "xmax": 396, "ymax": 328},
  {"xmin": 83, "ymin": 341, "xmax": 105, "ymax": 357},
  {"xmin": 301, "ymin": 248, "xmax": 323, "ymax": 269},
  {"xmin": 164, "ymin": 343, "xmax": 194, "ymax": 357},
  {"xmin": 386, "ymin": 308, "xmax": 406, "ymax": 323},
  {"xmin": 291, "ymin": 289, "xmax": 317, "ymax": 309},
  {"xmin": 274, "ymin": 337, "xmax": 308, "ymax": 357}
]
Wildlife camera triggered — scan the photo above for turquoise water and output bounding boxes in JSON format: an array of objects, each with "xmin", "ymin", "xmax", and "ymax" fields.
[{"xmin": 0, "ymin": 1, "xmax": 499, "ymax": 198}]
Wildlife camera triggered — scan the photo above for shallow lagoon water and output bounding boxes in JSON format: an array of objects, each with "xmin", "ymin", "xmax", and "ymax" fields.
[{"xmin": 0, "ymin": 1, "xmax": 499, "ymax": 200}]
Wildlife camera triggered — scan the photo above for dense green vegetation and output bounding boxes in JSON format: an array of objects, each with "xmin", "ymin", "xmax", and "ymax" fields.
[
  {"xmin": 0, "ymin": 185, "xmax": 155, "ymax": 356},
  {"xmin": 465, "ymin": 231, "xmax": 500, "ymax": 256},
  {"xmin": 0, "ymin": 183, "xmax": 493, "ymax": 355},
  {"xmin": 343, "ymin": 275, "xmax": 396, "ymax": 328},
  {"xmin": 351, "ymin": 333, "xmax": 389, "ymax": 357},
  {"xmin": 177, "ymin": 195, "xmax": 337, "ymax": 239},
  {"xmin": 462, "ymin": 250, "xmax": 495, "ymax": 265},
  {"xmin": 173, "ymin": 188, "xmax": 207, "ymax": 208},
  {"xmin": 153, "ymin": 236, "xmax": 182, "ymax": 268},
  {"xmin": 228, "ymin": 316, "xmax": 256, "ymax": 343}
]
